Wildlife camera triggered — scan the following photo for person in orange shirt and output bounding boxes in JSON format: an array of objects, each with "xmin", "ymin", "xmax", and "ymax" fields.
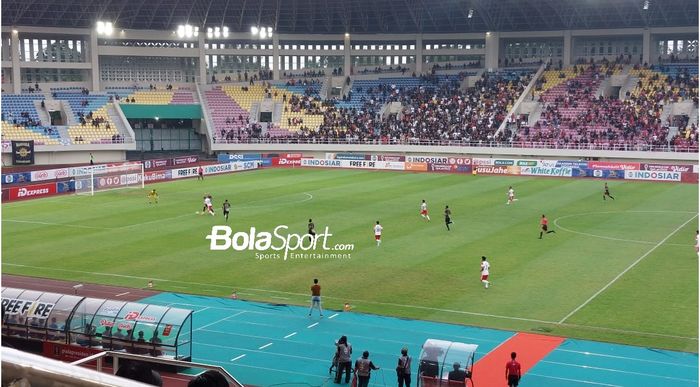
[
  {"xmin": 539, "ymin": 214, "xmax": 556, "ymax": 239},
  {"xmin": 309, "ymin": 278, "xmax": 323, "ymax": 317}
]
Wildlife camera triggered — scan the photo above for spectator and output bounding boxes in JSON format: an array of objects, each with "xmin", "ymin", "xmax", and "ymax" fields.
[
  {"xmin": 116, "ymin": 361, "xmax": 163, "ymax": 386},
  {"xmin": 448, "ymin": 362, "xmax": 467, "ymax": 381},
  {"xmin": 187, "ymin": 370, "xmax": 229, "ymax": 387}
]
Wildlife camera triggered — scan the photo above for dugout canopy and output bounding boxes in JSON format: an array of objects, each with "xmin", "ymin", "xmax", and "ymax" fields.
[
  {"xmin": 2, "ymin": 287, "xmax": 193, "ymax": 360},
  {"xmin": 417, "ymin": 339, "xmax": 478, "ymax": 386}
]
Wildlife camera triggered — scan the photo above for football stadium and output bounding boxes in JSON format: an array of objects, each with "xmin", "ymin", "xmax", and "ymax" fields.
[{"xmin": 0, "ymin": 0, "xmax": 698, "ymax": 386}]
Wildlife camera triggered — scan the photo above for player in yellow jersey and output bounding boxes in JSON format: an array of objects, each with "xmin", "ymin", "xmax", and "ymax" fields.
[{"xmin": 147, "ymin": 189, "xmax": 159, "ymax": 204}]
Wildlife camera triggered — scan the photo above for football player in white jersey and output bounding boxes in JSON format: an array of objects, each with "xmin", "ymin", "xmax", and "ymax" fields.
[
  {"xmin": 507, "ymin": 186, "xmax": 516, "ymax": 205},
  {"xmin": 374, "ymin": 221, "xmax": 383, "ymax": 247},
  {"xmin": 420, "ymin": 200, "xmax": 430, "ymax": 221},
  {"xmin": 480, "ymin": 256, "xmax": 490, "ymax": 289}
]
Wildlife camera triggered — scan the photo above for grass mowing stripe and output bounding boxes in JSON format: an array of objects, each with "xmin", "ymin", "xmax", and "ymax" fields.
[{"xmin": 558, "ymin": 213, "xmax": 699, "ymax": 324}]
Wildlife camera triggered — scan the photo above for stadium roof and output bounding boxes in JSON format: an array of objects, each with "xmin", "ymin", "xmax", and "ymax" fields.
[{"xmin": 2, "ymin": 0, "xmax": 698, "ymax": 35}]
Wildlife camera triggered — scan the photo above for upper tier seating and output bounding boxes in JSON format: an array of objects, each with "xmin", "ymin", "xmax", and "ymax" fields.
[
  {"xmin": 518, "ymin": 64, "xmax": 679, "ymax": 149},
  {"xmin": 1, "ymin": 94, "xmax": 61, "ymax": 145},
  {"xmin": 54, "ymin": 92, "xmax": 121, "ymax": 144}
]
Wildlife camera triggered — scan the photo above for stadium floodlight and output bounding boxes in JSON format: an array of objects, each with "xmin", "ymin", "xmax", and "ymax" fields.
[
  {"xmin": 467, "ymin": 9, "xmax": 474, "ymax": 18},
  {"xmin": 194, "ymin": 26, "xmax": 199, "ymax": 36},
  {"xmin": 642, "ymin": 0, "xmax": 650, "ymax": 10},
  {"xmin": 345, "ymin": 32, "xmax": 350, "ymax": 38},
  {"xmin": 12, "ymin": 29, "xmax": 18, "ymax": 34},
  {"xmin": 207, "ymin": 27, "xmax": 213, "ymax": 38},
  {"xmin": 185, "ymin": 24, "xmax": 193, "ymax": 38},
  {"xmin": 260, "ymin": 29, "xmax": 267, "ymax": 39},
  {"xmin": 214, "ymin": 26, "xmax": 221, "ymax": 38},
  {"xmin": 177, "ymin": 25, "xmax": 186, "ymax": 38},
  {"xmin": 251, "ymin": 26, "xmax": 259, "ymax": 35},
  {"xmin": 96, "ymin": 21, "xmax": 114, "ymax": 36},
  {"xmin": 223, "ymin": 26, "xmax": 229, "ymax": 38}
]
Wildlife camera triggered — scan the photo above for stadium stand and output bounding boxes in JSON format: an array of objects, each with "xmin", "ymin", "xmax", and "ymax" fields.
[{"xmin": 1, "ymin": 94, "xmax": 62, "ymax": 145}]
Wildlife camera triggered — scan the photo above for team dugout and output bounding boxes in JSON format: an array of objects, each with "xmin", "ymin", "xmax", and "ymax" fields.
[{"xmin": 1, "ymin": 287, "xmax": 193, "ymax": 361}]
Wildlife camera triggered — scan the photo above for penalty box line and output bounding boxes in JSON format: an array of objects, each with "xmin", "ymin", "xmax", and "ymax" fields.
[{"xmin": 558, "ymin": 213, "xmax": 699, "ymax": 324}]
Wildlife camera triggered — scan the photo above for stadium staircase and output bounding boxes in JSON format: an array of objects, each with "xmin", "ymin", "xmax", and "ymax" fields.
[
  {"xmin": 33, "ymin": 100, "xmax": 51, "ymax": 126},
  {"xmin": 320, "ymin": 75, "xmax": 332, "ymax": 99},
  {"xmin": 497, "ymin": 63, "xmax": 546, "ymax": 138}
]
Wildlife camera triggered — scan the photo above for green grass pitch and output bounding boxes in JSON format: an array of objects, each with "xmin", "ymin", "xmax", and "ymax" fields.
[{"xmin": 2, "ymin": 168, "xmax": 698, "ymax": 352}]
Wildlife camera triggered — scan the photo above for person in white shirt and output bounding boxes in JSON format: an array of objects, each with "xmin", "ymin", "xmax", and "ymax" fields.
[
  {"xmin": 420, "ymin": 200, "xmax": 430, "ymax": 221},
  {"xmin": 507, "ymin": 186, "xmax": 516, "ymax": 205},
  {"xmin": 201, "ymin": 195, "xmax": 215, "ymax": 216},
  {"xmin": 480, "ymin": 256, "xmax": 490, "ymax": 289},
  {"xmin": 374, "ymin": 221, "xmax": 383, "ymax": 247}
]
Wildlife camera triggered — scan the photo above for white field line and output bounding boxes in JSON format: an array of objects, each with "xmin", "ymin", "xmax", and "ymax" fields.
[
  {"xmin": 258, "ymin": 342, "xmax": 273, "ymax": 350},
  {"xmin": 230, "ymin": 354, "xmax": 246, "ymax": 362},
  {"xmin": 328, "ymin": 313, "xmax": 339, "ymax": 319},
  {"xmin": 526, "ymin": 373, "xmax": 623, "ymax": 387},
  {"xmin": 307, "ymin": 322, "xmax": 319, "ymax": 328},
  {"xmin": 553, "ymin": 348, "xmax": 698, "ymax": 368},
  {"xmin": 540, "ymin": 360, "xmax": 697, "ymax": 382},
  {"xmin": 195, "ymin": 311, "xmax": 246, "ymax": 331},
  {"xmin": 2, "ymin": 219, "xmax": 114, "ymax": 230},
  {"xmin": 558, "ymin": 214, "xmax": 698, "ymax": 324},
  {"xmin": 553, "ymin": 211, "xmax": 695, "ymax": 246},
  {"xmin": 283, "ymin": 332, "xmax": 297, "ymax": 339},
  {"xmin": 114, "ymin": 291, "xmax": 130, "ymax": 297}
]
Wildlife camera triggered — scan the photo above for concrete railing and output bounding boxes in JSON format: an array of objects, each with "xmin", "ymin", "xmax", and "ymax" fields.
[
  {"xmin": 71, "ymin": 351, "xmax": 244, "ymax": 387},
  {"xmin": 195, "ymin": 82, "xmax": 216, "ymax": 152}
]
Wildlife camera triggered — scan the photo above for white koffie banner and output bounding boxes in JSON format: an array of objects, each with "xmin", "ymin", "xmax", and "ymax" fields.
[{"xmin": 520, "ymin": 166, "xmax": 573, "ymax": 177}]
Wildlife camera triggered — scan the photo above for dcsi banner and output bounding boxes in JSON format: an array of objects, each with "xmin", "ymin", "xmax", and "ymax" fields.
[
  {"xmin": 218, "ymin": 154, "xmax": 262, "ymax": 163},
  {"xmin": 624, "ymin": 170, "xmax": 682, "ymax": 182}
]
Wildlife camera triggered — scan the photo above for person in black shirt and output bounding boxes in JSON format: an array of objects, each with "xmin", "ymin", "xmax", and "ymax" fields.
[
  {"xmin": 222, "ymin": 200, "xmax": 231, "ymax": 221},
  {"xmin": 444, "ymin": 206, "xmax": 453, "ymax": 231},
  {"xmin": 308, "ymin": 219, "xmax": 316, "ymax": 243},
  {"xmin": 448, "ymin": 362, "xmax": 467, "ymax": 382}
]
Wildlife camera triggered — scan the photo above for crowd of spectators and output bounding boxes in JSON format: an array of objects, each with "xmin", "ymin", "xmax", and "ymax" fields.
[
  {"xmin": 355, "ymin": 65, "xmax": 410, "ymax": 75},
  {"xmin": 212, "ymin": 69, "xmax": 275, "ymax": 83},
  {"xmin": 243, "ymin": 72, "xmax": 529, "ymax": 143},
  {"xmin": 2, "ymin": 111, "xmax": 41, "ymax": 127},
  {"xmin": 517, "ymin": 63, "xmax": 691, "ymax": 149}
]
